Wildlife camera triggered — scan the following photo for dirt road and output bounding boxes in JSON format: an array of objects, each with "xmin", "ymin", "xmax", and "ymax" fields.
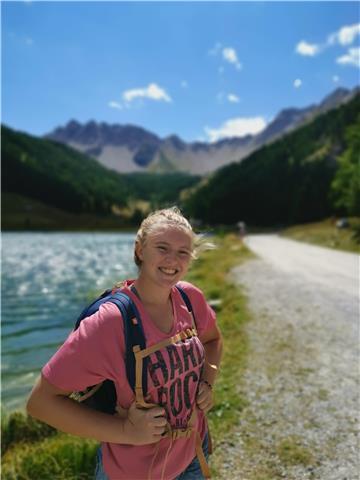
[{"xmin": 213, "ymin": 235, "xmax": 359, "ymax": 480}]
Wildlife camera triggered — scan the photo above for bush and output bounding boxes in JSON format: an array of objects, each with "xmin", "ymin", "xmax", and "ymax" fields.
[
  {"xmin": 351, "ymin": 220, "xmax": 360, "ymax": 244},
  {"xmin": 1, "ymin": 434, "xmax": 97, "ymax": 480},
  {"xmin": 2, "ymin": 411, "xmax": 56, "ymax": 454}
]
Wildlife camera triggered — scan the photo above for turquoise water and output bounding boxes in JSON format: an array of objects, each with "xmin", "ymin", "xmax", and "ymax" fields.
[{"xmin": 1, "ymin": 232, "xmax": 137, "ymax": 412}]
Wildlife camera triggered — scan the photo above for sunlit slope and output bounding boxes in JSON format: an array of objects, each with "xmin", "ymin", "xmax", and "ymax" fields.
[{"xmin": 184, "ymin": 93, "xmax": 360, "ymax": 226}]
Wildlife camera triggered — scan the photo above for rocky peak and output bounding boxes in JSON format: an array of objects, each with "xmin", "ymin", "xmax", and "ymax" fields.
[
  {"xmin": 46, "ymin": 121, "xmax": 161, "ymax": 150},
  {"xmin": 163, "ymin": 134, "xmax": 187, "ymax": 151},
  {"xmin": 318, "ymin": 87, "xmax": 350, "ymax": 113}
]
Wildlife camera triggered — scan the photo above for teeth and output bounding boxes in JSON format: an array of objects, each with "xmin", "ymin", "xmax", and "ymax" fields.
[{"xmin": 160, "ymin": 267, "xmax": 177, "ymax": 275}]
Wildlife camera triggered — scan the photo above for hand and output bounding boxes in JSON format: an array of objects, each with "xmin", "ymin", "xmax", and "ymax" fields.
[
  {"xmin": 196, "ymin": 380, "xmax": 213, "ymax": 413},
  {"xmin": 122, "ymin": 402, "xmax": 167, "ymax": 445}
]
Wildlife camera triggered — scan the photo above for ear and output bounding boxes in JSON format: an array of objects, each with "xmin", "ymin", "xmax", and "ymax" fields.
[{"xmin": 135, "ymin": 241, "xmax": 143, "ymax": 261}]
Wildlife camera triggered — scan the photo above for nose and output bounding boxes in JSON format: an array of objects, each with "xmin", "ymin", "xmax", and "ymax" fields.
[{"xmin": 164, "ymin": 249, "xmax": 177, "ymax": 263}]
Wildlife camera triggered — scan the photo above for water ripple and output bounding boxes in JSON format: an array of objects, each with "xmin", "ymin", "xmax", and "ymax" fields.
[{"xmin": 1, "ymin": 232, "xmax": 136, "ymax": 411}]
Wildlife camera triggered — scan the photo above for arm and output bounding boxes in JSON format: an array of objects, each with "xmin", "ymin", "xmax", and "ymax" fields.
[
  {"xmin": 26, "ymin": 375, "xmax": 167, "ymax": 445},
  {"xmin": 196, "ymin": 324, "xmax": 223, "ymax": 412}
]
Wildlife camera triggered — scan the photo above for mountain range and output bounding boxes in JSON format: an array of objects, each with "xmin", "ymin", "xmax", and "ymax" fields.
[{"xmin": 45, "ymin": 87, "xmax": 358, "ymax": 175}]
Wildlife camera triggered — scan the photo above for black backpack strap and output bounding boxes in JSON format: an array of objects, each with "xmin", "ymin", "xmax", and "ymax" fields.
[{"xmin": 175, "ymin": 285, "xmax": 196, "ymax": 328}]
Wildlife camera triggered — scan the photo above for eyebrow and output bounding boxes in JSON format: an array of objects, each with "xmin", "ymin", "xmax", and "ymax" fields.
[{"xmin": 154, "ymin": 241, "xmax": 191, "ymax": 251}]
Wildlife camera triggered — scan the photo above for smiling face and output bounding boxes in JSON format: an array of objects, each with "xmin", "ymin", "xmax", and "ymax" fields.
[{"xmin": 135, "ymin": 226, "xmax": 193, "ymax": 288}]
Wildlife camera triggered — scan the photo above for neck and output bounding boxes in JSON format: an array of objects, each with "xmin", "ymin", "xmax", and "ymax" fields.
[{"xmin": 132, "ymin": 276, "xmax": 171, "ymax": 306}]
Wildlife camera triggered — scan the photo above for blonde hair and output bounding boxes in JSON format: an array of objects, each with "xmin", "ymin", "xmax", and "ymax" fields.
[{"xmin": 133, "ymin": 206, "xmax": 216, "ymax": 268}]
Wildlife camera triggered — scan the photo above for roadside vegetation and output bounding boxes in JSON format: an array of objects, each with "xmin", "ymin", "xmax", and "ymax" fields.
[
  {"xmin": 281, "ymin": 217, "xmax": 360, "ymax": 253},
  {"xmin": 1, "ymin": 233, "xmax": 252, "ymax": 479}
]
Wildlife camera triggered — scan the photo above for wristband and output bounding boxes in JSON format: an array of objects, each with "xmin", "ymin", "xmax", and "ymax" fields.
[
  {"xmin": 207, "ymin": 362, "xmax": 218, "ymax": 372},
  {"xmin": 201, "ymin": 379, "xmax": 213, "ymax": 390}
]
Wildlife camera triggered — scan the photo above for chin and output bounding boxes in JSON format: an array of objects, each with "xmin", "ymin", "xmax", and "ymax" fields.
[
  {"xmin": 159, "ymin": 277, "xmax": 179, "ymax": 288},
  {"xmin": 156, "ymin": 273, "xmax": 182, "ymax": 288}
]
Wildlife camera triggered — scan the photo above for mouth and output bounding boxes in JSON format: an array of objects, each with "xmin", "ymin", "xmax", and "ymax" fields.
[{"xmin": 159, "ymin": 267, "xmax": 179, "ymax": 276}]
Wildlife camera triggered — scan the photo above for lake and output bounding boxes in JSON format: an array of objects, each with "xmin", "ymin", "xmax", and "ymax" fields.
[{"xmin": 1, "ymin": 232, "xmax": 137, "ymax": 412}]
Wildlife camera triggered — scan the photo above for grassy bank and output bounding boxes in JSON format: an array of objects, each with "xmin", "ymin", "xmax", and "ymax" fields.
[
  {"xmin": 1, "ymin": 234, "xmax": 252, "ymax": 479},
  {"xmin": 281, "ymin": 217, "xmax": 360, "ymax": 253},
  {"xmin": 1, "ymin": 193, "xmax": 139, "ymax": 231},
  {"xmin": 186, "ymin": 234, "xmax": 253, "ymax": 440}
]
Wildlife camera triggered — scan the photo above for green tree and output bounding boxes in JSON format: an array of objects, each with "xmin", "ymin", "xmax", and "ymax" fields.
[{"xmin": 331, "ymin": 116, "xmax": 360, "ymax": 216}]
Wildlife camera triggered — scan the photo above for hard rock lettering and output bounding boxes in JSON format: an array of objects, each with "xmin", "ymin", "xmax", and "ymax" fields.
[
  {"xmin": 181, "ymin": 341, "xmax": 198, "ymax": 371},
  {"xmin": 148, "ymin": 351, "xmax": 168, "ymax": 387},
  {"xmin": 166, "ymin": 345, "xmax": 184, "ymax": 380},
  {"xmin": 183, "ymin": 371, "xmax": 198, "ymax": 409},
  {"xmin": 169, "ymin": 378, "xmax": 183, "ymax": 416}
]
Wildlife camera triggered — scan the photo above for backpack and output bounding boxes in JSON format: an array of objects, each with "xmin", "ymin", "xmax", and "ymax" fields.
[{"xmin": 70, "ymin": 285, "xmax": 195, "ymax": 414}]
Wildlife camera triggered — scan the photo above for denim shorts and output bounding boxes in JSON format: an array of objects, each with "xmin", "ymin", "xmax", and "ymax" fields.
[
  {"xmin": 175, "ymin": 432, "xmax": 209, "ymax": 480},
  {"xmin": 95, "ymin": 433, "xmax": 209, "ymax": 480},
  {"xmin": 94, "ymin": 448, "xmax": 108, "ymax": 480}
]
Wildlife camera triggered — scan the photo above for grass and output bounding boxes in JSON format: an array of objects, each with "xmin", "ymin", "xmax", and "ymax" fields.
[
  {"xmin": 1, "ymin": 433, "xmax": 97, "ymax": 480},
  {"xmin": 276, "ymin": 436, "xmax": 315, "ymax": 467},
  {"xmin": 1, "ymin": 233, "xmax": 252, "ymax": 479},
  {"xmin": 281, "ymin": 217, "xmax": 360, "ymax": 253},
  {"xmin": 1, "ymin": 410, "xmax": 97, "ymax": 480},
  {"xmin": 185, "ymin": 234, "xmax": 254, "ymax": 440},
  {"xmin": 1, "ymin": 193, "xmax": 136, "ymax": 231}
]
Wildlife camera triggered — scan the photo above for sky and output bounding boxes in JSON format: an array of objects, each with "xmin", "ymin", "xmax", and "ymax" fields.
[{"xmin": 2, "ymin": 1, "xmax": 359, "ymax": 143}]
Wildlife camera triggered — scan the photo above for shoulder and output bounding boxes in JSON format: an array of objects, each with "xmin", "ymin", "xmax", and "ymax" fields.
[
  {"xmin": 176, "ymin": 281, "xmax": 217, "ymax": 334},
  {"xmin": 77, "ymin": 301, "xmax": 124, "ymax": 337},
  {"xmin": 73, "ymin": 300, "xmax": 127, "ymax": 357},
  {"xmin": 176, "ymin": 281, "xmax": 208, "ymax": 306},
  {"xmin": 176, "ymin": 280, "xmax": 204, "ymax": 296}
]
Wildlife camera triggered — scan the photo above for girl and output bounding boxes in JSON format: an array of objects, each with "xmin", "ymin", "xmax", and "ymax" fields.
[{"xmin": 27, "ymin": 207, "xmax": 223, "ymax": 480}]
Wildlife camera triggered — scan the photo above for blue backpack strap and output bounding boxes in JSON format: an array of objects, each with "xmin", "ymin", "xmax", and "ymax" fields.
[
  {"xmin": 175, "ymin": 285, "xmax": 196, "ymax": 326},
  {"xmin": 109, "ymin": 292, "xmax": 148, "ymax": 396},
  {"xmin": 74, "ymin": 290, "xmax": 148, "ymax": 396},
  {"xmin": 74, "ymin": 289, "xmax": 113, "ymax": 329}
]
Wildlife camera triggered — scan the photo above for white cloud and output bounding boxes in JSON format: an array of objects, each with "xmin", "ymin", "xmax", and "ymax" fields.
[
  {"xmin": 122, "ymin": 83, "xmax": 172, "ymax": 104},
  {"xmin": 108, "ymin": 101, "xmax": 123, "ymax": 110},
  {"xmin": 204, "ymin": 117, "xmax": 267, "ymax": 142},
  {"xmin": 296, "ymin": 23, "xmax": 360, "ymax": 65},
  {"xmin": 222, "ymin": 47, "xmax": 242, "ymax": 70},
  {"xmin": 180, "ymin": 80, "xmax": 188, "ymax": 88},
  {"xmin": 294, "ymin": 78, "xmax": 302, "ymax": 88},
  {"xmin": 328, "ymin": 23, "xmax": 360, "ymax": 46},
  {"xmin": 295, "ymin": 40, "xmax": 320, "ymax": 56},
  {"xmin": 332, "ymin": 75, "xmax": 340, "ymax": 83},
  {"xmin": 336, "ymin": 47, "xmax": 360, "ymax": 68},
  {"xmin": 227, "ymin": 93, "xmax": 240, "ymax": 103}
]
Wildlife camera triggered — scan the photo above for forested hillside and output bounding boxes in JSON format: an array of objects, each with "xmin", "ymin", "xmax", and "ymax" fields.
[
  {"xmin": 1, "ymin": 126, "xmax": 200, "ymax": 228},
  {"xmin": 2, "ymin": 125, "xmax": 129, "ymax": 214},
  {"xmin": 2, "ymin": 90, "xmax": 359, "ymax": 231},
  {"xmin": 184, "ymin": 93, "xmax": 360, "ymax": 226}
]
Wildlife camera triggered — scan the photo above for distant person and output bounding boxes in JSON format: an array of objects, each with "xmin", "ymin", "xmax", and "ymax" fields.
[
  {"xmin": 237, "ymin": 221, "xmax": 247, "ymax": 242},
  {"xmin": 27, "ymin": 207, "xmax": 223, "ymax": 480}
]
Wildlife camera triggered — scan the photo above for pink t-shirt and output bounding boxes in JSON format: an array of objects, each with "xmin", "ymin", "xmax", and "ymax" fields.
[{"xmin": 42, "ymin": 280, "xmax": 216, "ymax": 480}]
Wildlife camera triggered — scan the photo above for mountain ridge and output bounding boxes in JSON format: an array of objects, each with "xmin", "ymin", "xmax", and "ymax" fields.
[{"xmin": 45, "ymin": 86, "xmax": 358, "ymax": 175}]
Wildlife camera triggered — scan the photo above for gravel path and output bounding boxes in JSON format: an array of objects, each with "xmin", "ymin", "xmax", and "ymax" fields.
[{"xmin": 212, "ymin": 235, "xmax": 359, "ymax": 480}]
